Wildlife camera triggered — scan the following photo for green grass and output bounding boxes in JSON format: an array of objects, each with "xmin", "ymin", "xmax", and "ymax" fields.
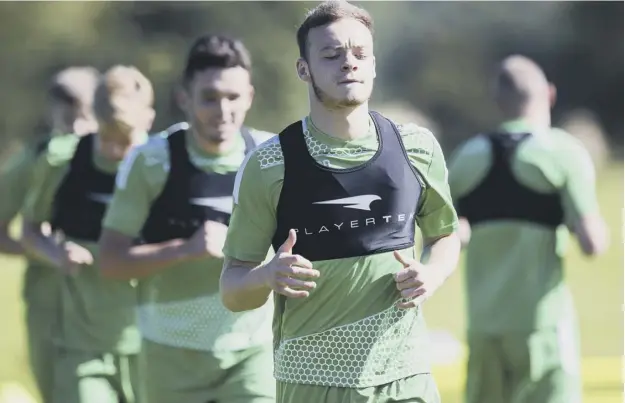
[{"xmin": 0, "ymin": 164, "xmax": 622, "ymax": 403}]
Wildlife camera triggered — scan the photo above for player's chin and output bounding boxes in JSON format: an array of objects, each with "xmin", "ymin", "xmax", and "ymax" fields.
[
  {"xmin": 337, "ymin": 96, "xmax": 368, "ymax": 108},
  {"xmin": 200, "ymin": 129, "xmax": 231, "ymax": 144}
]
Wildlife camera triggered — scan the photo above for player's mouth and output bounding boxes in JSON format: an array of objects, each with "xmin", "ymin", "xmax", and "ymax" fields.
[{"xmin": 338, "ymin": 79, "xmax": 363, "ymax": 84}]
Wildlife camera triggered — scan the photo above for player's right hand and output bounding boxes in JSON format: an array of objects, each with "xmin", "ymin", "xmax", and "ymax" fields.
[
  {"xmin": 261, "ymin": 229, "xmax": 319, "ymax": 298},
  {"xmin": 58, "ymin": 241, "xmax": 94, "ymax": 276},
  {"xmin": 186, "ymin": 220, "xmax": 228, "ymax": 259}
]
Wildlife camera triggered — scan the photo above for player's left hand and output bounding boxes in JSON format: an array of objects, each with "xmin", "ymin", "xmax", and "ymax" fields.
[{"xmin": 393, "ymin": 250, "xmax": 443, "ymax": 309}]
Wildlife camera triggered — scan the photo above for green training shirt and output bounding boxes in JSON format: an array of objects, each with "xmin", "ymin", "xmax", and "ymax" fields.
[
  {"xmin": 448, "ymin": 119, "xmax": 599, "ymax": 333},
  {"xmin": 23, "ymin": 133, "xmax": 147, "ymax": 354},
  {"xmin": 103, "ymin": 127, "xmax": 276, "ymax": 353},
  {"xmin": 223, "ymin": 115, "xmax": 458, "ymax": 388},
  {"xmin": 0, "ymin": 139, "xmax": 59, "ymax": 308}
]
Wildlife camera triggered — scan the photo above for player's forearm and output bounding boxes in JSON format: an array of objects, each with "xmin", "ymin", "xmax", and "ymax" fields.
[
  {"xmin": 99, "ymin": 231, "xmax": 194, "ymax": 280},
  {"xmin": 574, "ymin": 213, "xmax": 609, "ymax": 256},
  {"xmin": 20, "ymin": 221, "xmax": 64, "ymax": 267},
  {"xmin": 220, "ymin": 257, "xmax": 272, "ymax": 312},
  {"xmin": 0, "ymin": 223, "xmax": 25, "ymax": 256},
  {"xmin": 421, "ymin": 232, "xmax": 461, "ymax": 284},
  {"xmin": 457, "ymin": 217, "xmax": 471, "ymax": 248}
]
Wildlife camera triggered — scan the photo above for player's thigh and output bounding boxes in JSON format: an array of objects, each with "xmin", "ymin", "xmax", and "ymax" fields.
[
  {"xmin": 25, "ymin": 306, "xmax": 56, "ymax": 402},
  {"xmin": 217, "ymin": 344, "xmax": 276, "ymax": 403},
  {"xmin": 465, "ymin": 334, "xmax": 506, "ymax": 403},
  {"xmin": 276, "ymin": 374, "xmax": 439, "ymax": 403},
  {"xmin": 116, "ymin": 353, "xmax": 141, "ymax": 403},
  {"xmin": 509, "ymin": 327, "xmax": 581, "ymax": 403},
  {"xmin": 140, "ymin": 339, "xmax": 223, "ymax": 403},
  {"xmin": 52, "ymin": 348, "xmax": 119, "ymax": 403},
  {"xmin": 375, "ymin": 373, "xmax": 441, "ymax": 403}
]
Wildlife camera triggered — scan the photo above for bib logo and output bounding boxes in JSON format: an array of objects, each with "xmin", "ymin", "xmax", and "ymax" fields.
[
  {"xmin": 313, "ymin": 194, "xmax": 381, "ymax": 211},
  {"xmin": 295, "ymin": 194, "xmax": 413, "ymax": 235}
]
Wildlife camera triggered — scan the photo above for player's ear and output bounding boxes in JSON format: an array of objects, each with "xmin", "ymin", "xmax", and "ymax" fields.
[
  {"xmin": 175, "ymin": 84, "xmax": 190, "ymax": 113},
  {"xmin": 372, "ymin": 56, "xmax": 377, "ymax": 79},
  {"xmin": 296, "ymin": 58, "xmax": 311, "ymax": 83},
  {"xmin": 248, "ymin": 84, "xmax": 256, "ymax": 108},
  {"xmin": 247, "ymin": 85, "xmax": 255, "ymax": 109},
  {"xmin": 548, "ymin": 82, "xmax": 557, "ymax": 108}
]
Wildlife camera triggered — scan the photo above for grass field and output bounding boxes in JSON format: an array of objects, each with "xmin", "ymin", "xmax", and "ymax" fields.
[{"xmin": 0, "ymin": 164, "xmax": 622, "ymax": 403}]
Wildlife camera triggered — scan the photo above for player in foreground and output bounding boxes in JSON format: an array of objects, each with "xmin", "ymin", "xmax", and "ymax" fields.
[
  {"xmin": 220, "ymin": 2, "xmax": 461, "ymax": 402},
  {"xmin": 448, "ymin": 55, "xmax": 609, "ymax": 403},
  {"xmin": 0, "ymin": 66, "xmax": 100, "ymax": 402},
  {"xmin": 21, "ymin": 65, "xmax": 154, "ymax": 403},
  {"xmin": 98, "ymin": 35, "xmax": 276, "ymax": 403}
]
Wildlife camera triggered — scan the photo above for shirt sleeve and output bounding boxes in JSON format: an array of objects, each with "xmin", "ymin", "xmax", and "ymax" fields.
[
  {"xmin": 0, "ymin": 148, "xmax": 36, "ymax": 223},
  {"xmin": 222, "ymin": 150, "xmax": 278, "ymax": 263},
  {"xmin": 447, "ymin": 136, "xmax": 492, "ymax": 202},
  {"xmin": 558, "ymin": 137, "xmax": 600, "ymax": 224},
  {"xmin": 401, "ymin": 124, "xmax": 459, "ymax": 239},
  {"xmin": 22, "ymin": 136, "xmax": 78, "ymax": 223},
  {"xmin": 102, "ymin": 146, "xmax": 162, "ymax": 238}
]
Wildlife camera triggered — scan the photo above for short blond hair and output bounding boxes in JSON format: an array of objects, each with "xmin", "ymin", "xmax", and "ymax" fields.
[
  {"xmin": 93, "ymin": 65, "xmax": 154, "ymax": 134},
  {"xmin": 49, "ymin": 66, "xmax": 101, "ymax": 111}
]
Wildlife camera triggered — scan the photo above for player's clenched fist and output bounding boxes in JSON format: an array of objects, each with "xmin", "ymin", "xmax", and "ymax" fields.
[
  {"xmin": 187, "ymin": 220, "xmax": 228, "ymax": 259},
  {"xmin": 58, "ymin": 241, "xmax": 94, "ymax": 276},
  {"xmin": 260, "ymin": 229, "xmax": 320, "ymax": 298},
  {"xmin": 393, "ymin": 250, "xmax": 443, "ymax": 309}
]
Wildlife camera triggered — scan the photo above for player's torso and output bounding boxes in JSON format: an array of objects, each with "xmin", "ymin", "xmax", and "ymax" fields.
[
  {"xmin": 136, "ymin": 127, "xmax": 274, "ymax": 352},
  {"xmin": 268, "ymin": 114, "xmax": 423, "ymax": 332},
  {"xmin": 49, "ymin": 134, "xmax": 141, "ymax": 352},
  {"xmin": 266, "ymin": 113, "xmax": 434, "ymax": 387},
  {"xmin": 457, "ymin": 130, "xmax": 576, "ymax": 332}
]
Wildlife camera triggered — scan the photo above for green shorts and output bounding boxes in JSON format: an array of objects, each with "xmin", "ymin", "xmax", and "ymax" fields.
[
  {"xmin": 25, "ymin": 304, "xmax": 57, "ymax": 403},
  {"xmin": 276, "ymin": 373, "xmax": 440, "ymax": 403},
  {"xmin": 465, "ymin": 327, "xmax": 582, "ymax": 403},
  {"xmin": 141, "ymin": 338, "xmax": 275, "ymax": 403},
  {"xmin": 52, "ymin": 347, "xmax": 140, "ymax": 403}
]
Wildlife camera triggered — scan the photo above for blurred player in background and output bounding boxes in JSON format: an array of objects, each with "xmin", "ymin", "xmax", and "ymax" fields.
[
  {"xmin": 0, "ymin": 66, "xmax": 100, "ymax": 402},
  {"xmin": 20, "ymin": 65, "xmax": 154, "ymax": 403},
  {"xmin": 448, "ymin": 55, "xmax": 609, "ymax": 403},
  {"xmin": 98, "ymin": 35, "xmax": 276, "ymax": 403},
  {"xmin": 220, "ymin": 2, "xmax": 461, "ymax": 402}
]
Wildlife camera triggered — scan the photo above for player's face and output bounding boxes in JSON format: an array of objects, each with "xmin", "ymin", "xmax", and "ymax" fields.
[
  {"xmin": 182, "ymin": 67, "xmax": 254, "ymax": 145},
  {"xmin": 301, "ymin": 18, "xmax": 376, "ymax": 109},
  {"xmin": 98, "ymin": 129, "xmax": 146, "ymax": 162}
]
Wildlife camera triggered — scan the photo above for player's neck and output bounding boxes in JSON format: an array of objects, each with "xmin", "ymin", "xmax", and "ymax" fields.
[
  {"xmin": 309, "ymin": 101, "xmax": 370, "ymax": 141},
  {"xmin": 190, "ymin": 127, "xmax": 237, "ymax": 156},
  {"xmin": 514, "ymin": 108, "xmax": 551, "ymax": 132}
]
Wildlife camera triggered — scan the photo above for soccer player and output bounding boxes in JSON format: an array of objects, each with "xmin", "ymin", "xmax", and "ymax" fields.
[
  {"xmin": 219, "ymin": 2, "xmax": 461, "ymax": 403},
  {"xmin": 448, "ymin": 55, "xmax": 609, "ymax": 403},
  {"xmin": 0, "ymin": 66, "xmax": 100, "ymax": 402},
  {"xmin": 98, "ymin": 35, "xmax": 276, "ymax": 403},
  {"xmin": 20, "ymin": 65, "xmax": 155, "ymax": 403}
]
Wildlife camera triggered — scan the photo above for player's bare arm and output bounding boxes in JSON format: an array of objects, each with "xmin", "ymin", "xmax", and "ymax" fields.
[
  {"xmin": 221, "ymin": 229, "xmax": 319, "ymax": 312},
  {"xmin": 393, "ymin": 232, "xmax": 461, "ymax": 309},
  {"xmin": 572, "ymin": 213, "xmax": 609, "ymax": 256},
  {"xmin": 456, "ymin": 217, "xmax": 472, "ymax": 247},
  {"xmin": 99, "ymin": 220, "xmax": 227, "ymax": 280}
]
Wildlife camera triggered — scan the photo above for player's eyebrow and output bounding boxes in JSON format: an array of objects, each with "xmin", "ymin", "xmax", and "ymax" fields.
[{"xmin": 319, "ymin": 45, "xmax": 342, "ymax": 52}]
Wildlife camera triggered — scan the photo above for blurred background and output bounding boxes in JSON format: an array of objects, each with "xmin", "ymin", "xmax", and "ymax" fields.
[{"xmin": 0, "ymin": 2, "xmax": 622, "ymax": 402}]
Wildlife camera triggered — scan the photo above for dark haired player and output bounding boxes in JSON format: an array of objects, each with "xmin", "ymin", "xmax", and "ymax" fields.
[{"xmin": 99, "ymin": 35, "xmax": 276, "ymax": 403}]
